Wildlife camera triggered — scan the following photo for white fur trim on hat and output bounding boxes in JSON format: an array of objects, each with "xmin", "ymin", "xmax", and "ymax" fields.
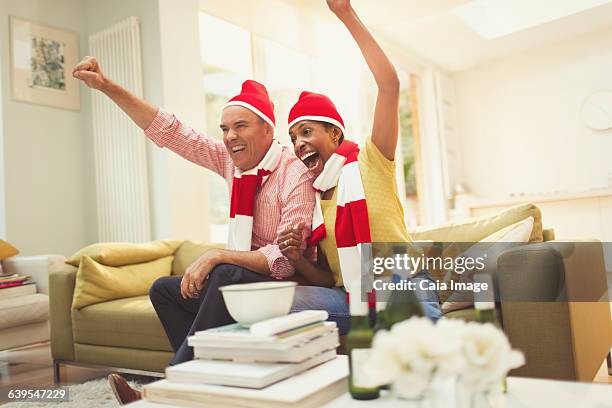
[
  {"xmin": 223, "ymin": 101, "xmax": 275, "ymax": 128},
  {"xmin": 288, "ymin": 115, "xmax": 345, "ymax": 134}
]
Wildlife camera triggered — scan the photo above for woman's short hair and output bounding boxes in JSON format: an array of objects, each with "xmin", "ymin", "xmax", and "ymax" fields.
[{"xmin": 321, "ymin": 122, "xmax": 345, "ymax": 143}]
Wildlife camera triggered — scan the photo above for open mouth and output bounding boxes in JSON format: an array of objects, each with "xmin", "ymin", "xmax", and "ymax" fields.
[
  {"xmin": 300, "ymin": 151, "xmax": 321, "ymax": 169},
  {"xmin": 231, "ymin": 145, "xmax": 246, "ymax": 154}
]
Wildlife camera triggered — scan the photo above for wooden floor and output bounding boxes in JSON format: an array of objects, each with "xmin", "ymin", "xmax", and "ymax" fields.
[{"xmin": 0, "ymin": 342, "xmax": 115, "ymax": 403}]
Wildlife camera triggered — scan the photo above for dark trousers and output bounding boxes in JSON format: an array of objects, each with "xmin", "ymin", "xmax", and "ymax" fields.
[{"xmin": 149, "ymin": 263, "xmax": 273, "ymax": 365}]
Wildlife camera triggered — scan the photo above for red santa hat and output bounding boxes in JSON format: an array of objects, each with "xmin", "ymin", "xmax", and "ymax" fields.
[
  {"xmin": 224, "ymin": 80, "xmax": 275, "ymax": 127},
  {"xmin": 288, "ymin": 91, "xmax": 346, "ymax": 134}
]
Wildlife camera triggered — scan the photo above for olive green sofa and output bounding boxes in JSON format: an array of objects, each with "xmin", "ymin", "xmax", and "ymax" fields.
[
  {"xmin": 49, "ymin": 240, "xmax": 221, "ymax": 382},
  {"xmin": 49, "ymin": 204, "xmax": 611, "ymax": 383}
]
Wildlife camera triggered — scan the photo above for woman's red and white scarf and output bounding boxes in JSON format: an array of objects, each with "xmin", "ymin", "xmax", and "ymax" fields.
[
  {"xmin": 308, "ymin": 140, "xmax": 371, "ymax": 292},
  {"xmin": 228, "ymin": 141, "xmax": 282, "ymax": 251}
]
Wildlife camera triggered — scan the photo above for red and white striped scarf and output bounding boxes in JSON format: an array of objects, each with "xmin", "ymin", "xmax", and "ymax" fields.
[
  {"xmin": 228, "ymin": 141, "xmax": 282, "ymax": 251},
  {"xmin": 308, "ymin": 140, "xmax": 371, "ymax": 292}
]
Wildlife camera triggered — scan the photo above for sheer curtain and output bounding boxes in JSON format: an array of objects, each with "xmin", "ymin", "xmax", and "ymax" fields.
[{"xmin": 199, "ymin": 13, "xmax": 253, "ymax": 243}]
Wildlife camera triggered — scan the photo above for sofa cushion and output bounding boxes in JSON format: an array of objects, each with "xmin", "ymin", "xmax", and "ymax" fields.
[
  {"xmin": 66, "ymin": 240, "xmax": 182, "ymax": 267},
  {"xmin": 410, "ymin": 203, "xmax": 543, "ymax": 243},
  {"xmin": 443, "ymin": 307, "xmax": 501, "ymax": 322},
  {"xmin": 72, "ymin": 256, "xmax": 173, "ymax": 309},
  {"xmin": 0, "ymin": 239, "xmax": 19, "ymax": 261},
  {"xmin": 440, "ymin": 217, "xmax": 534, "ymax": 312},
  {"xmin": 0, "ymin": 293, "xmax": 49, "ymax": 330},
  {"xmin": 172, "ymin": 241, "xmax": 225, "ymax": 276},
  {"xmin": 72, "ymin": 295, "xmax": 172, "ymax": 352}
]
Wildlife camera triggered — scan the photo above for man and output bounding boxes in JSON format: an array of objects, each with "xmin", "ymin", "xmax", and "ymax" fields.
[{"xmin": 73, "ymin": 57, "xmax": 315, "ymax": 404}]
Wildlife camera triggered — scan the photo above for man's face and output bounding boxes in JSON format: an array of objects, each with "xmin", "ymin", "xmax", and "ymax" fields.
[{"xmin": 220, "ymin": 106, "xmax": 273, "ymax": 170}]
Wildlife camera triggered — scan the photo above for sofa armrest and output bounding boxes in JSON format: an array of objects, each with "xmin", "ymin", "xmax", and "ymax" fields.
[
  {"xmin": 2, "ymin": 255, "xmax": 65, "ymax": 295},
  {"xmin": 497, "ymin": 240, "xmax": 611, "ymax": 381},
  {"xmin": 49, "ymin": 262, "xmax": 77, "ymax": 361}
]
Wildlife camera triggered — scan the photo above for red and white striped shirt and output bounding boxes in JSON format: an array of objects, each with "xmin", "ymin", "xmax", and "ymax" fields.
[{"xmin": 144, "ymin": 109, "xmax": 315, "ymax": 279}]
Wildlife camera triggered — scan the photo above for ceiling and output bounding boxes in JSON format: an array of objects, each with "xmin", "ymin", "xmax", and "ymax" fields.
[{"xmin": 282, "ymin": 0, "xmax": 612, "ymax": 72}]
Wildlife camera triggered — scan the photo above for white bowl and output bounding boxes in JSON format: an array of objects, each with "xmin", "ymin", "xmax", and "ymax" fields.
[{"xmin": 219, "ymin": 281, "xmax": 297, "ymax": 326}]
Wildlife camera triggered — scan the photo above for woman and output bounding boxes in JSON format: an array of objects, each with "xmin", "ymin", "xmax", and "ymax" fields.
[{"xmin": 279, "ymin": 0, "xmax": 442, "ymax": 334}]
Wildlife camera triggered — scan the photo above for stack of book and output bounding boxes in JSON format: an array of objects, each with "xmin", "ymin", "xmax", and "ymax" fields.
[
  {"xmin": 0, "ymin": 273, "xmax": 35, "ymax": 300},
  {"xmin": 140, "ymin": 311, "xmax": 349, "ymax": 408}
]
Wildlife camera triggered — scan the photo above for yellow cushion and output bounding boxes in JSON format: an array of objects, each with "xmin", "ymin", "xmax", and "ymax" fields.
[
  {"xmin": 66, "ymin": 240, "xmax": 182, "ymax": 267},
  {"xmin": 542, "ymin": 228, "xmax": 555, "ymax": 241},
  {"xmin": 72, "ymin": 255, "xmax": 173, "ymax": 309},
  {"xmin": 172, "ymin": 241, "xmax": 225, "ymax": 276},
  {"xmin": 0, "ymin": 240, "xmax": 19, "ymax": 260},
  {"xmin": 410, "ymin": 203, "xmax": 543, "ymax": 243}
]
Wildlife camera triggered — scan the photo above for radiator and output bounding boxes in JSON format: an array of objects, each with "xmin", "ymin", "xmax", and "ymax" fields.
[{"xmin": 88, "ymin": 17, "xmax": 151, "ymax": 242}]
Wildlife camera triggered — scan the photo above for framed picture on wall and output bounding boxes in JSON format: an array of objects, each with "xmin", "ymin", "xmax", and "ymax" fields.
[{"xmin": 9, "ymin": 16, "xmax": 80, "ymax": 111}]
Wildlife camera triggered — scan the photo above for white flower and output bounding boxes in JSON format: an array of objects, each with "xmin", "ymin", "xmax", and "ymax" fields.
[
  {"xmin": 360, "ymin": 316, "xmax": 525, "ymax": 397},
  {"xmin": 432, "ymin": 318, "xmax": 467, "ymax": 377},
  {"xmin": 392, "ymin": 371, "xmax": 431, "ymax": 399},
  {"xmin": 458, "ymin": 322, "xmax": 525, "ymax": 392},
  {"xmin": 393, "ymin": 317, "xmax": 439, "ymax": 374},
  {"xmin": 360, "ymin": 330, "xmax": 403, "ymax": 387}
]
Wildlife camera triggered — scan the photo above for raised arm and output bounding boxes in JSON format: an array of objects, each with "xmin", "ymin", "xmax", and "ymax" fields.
[
  {"xmin": 327, "ymin": 0, "xmax": 400, "ymax": 160},
  {"xmin": 73, "ymin": 56, "xmax": 230, "ymax": 177},
  {"xmin": 73, "ymin": 56, "xmax": 157, "ymax": 129}
]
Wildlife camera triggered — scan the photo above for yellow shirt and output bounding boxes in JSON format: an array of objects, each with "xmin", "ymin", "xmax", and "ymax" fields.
[{"xmin": 319, "ymin": 137, "xmax": 411, "ymax": 287}]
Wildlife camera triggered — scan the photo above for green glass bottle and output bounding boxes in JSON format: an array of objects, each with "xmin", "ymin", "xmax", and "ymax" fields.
[
  {"xmin": 372, "ymin": 300, "xmax": 391, "ymax": 391},
  {"xmin": 474, "ymin": 274, "xmax": 507, "ymax": 393},
  {"xmin": 373, "ymin": 301, "xmax": 389, "ymax": 332},
  {"xmin": 385, "ymin": 274, "xmax": 423, "ymax": 327},
  {"xmin": 348, "ymin": 296, "xmax": 380, "ymax": 400}
]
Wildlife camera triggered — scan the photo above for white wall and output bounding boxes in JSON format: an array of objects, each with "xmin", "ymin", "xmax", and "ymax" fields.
[
  {"xmin": 453, "ymin": 25, "xmax": 612, "ymax": 200},
  {"xmin": 0, "ymin": 0, "xmax": 91, "ymax": 256},
  {"xmin": 0, "ymin": 0, "xmax": 213, "ymax": 256},
  {"xmin": 157, "ymin": 0, "xmax": 210, "ymax": 241}
]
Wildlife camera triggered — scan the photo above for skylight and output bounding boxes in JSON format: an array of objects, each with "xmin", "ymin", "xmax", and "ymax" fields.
[{"xmin": 453, "ymin": 0, "xmax": 612, "ymax": 39}]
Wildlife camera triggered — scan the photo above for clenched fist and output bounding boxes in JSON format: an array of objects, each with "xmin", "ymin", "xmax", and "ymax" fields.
[
  {"xmin": 72, "ymin": 56, "xmax": 107, "ymax": 91},
  {"xmin": 326, "ymin": 0, "xmax": 352, "ymax": 16}
]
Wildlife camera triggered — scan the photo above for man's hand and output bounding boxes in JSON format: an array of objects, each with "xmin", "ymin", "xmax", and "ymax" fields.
[
  {"xmin": 326, "ymin": 0, "xmax": 352, "ymax": 17},
  {"xmin": 72, "ymin": 56, "xmax": 108, "ymax": 91},
  {"xmin": 180, "ymin": 249, "xmax": 222, "ymax": 299},
  {"xmin": 278, "ymin": 221, "xmax": 305, "ymax": 265}
]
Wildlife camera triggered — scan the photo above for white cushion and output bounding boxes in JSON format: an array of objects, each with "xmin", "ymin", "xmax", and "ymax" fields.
[
  {"xmin": 0, "ymin": 294, "xmax": 49, "ymax": 330},
  {"xmin": 442, "ymin": 217, "xmax": 534, "ymax": 313}
]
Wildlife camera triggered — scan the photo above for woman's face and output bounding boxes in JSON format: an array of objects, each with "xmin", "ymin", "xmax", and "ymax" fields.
[{"xmin": 289, "ymin": 120, "xmax": 341, "ymax": 175}]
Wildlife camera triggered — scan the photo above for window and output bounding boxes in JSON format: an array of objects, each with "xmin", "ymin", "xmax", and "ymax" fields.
[
  {"xmin": 199, "ymin": 13, "xmax": 253, "ymax": 243},
  {"xmin": 399, "ymin": 72, "xmax": 423, "ymax": 228},
  {"xmin": 254, "ymin": 37, "xmax": 314, "ymax": 146}
]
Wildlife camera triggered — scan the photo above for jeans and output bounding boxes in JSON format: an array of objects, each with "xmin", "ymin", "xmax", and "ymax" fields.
[
  {"xmin": 149, "ymin": 263, "xmax": 273, "ymax": 365},
  {"xmin": 394, "ymin": 270, "xmax": 443, "ymax": 322},
  {"xmin": 291, "ymin": 286, "xmax": 351, "ymax": 335},
  {"xmin": 290, "ymin": 270, "xmax": 442, "ymax": 336}
]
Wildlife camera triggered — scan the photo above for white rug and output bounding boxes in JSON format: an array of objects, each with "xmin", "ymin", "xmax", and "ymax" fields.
[{"xmin": 3, "ymin": 378, "xmax": 144, "ymax": 408}]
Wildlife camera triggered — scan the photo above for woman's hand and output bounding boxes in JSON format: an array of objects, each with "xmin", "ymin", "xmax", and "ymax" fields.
[
  {"xmin": 181, "ymin": 249, "xmax": 222, "ymax": 299},
  {"xmin": 326, "ymin": 0, "xmax": 352, "ymax": 17},
  {"xmin": 278, "ymin": 221, "xmax": 305, "ymax": 265}
]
